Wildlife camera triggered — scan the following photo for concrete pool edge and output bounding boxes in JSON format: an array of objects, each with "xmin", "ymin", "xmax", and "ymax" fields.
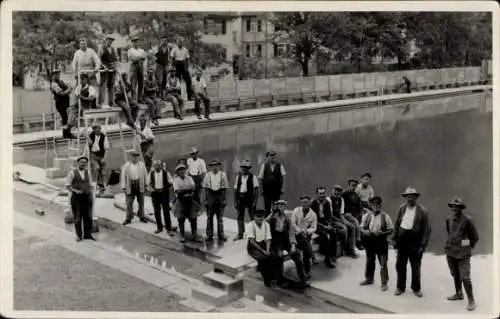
[{"xmin": 13, "ymin": 85, "xmax": 491, "ymax": 147}]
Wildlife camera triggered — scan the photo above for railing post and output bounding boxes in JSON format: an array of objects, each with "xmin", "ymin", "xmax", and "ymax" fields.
[
  {"xmin": 236, "ymin": 80, "xmax": 243, "ymax": 110},
  {"xmin": 254, "ymin": 79, "xmax": 261, "ymax": 108},
  {"xmin": 270, "ymin": 79, "xmax": 277, "ymax": 107}
]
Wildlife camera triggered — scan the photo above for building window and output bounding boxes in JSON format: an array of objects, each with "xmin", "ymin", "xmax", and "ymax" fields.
[
  {"xmin": 232, "ymin": 30, "xmax": 238, "ymax": 43},
  {"xmin": 256, "ymin": 44, "xmax": 262, "ymax": 57},
  {"xmin": 246, "ymin": 19, "xmax": 251, "ymax": 32},
  {"xmin": 257, "ymin": 20, "xmax": 262, "ymax": 32},
  {"xmin": 246, "ymin": 44, "xmax": 251, "ymax": 57},
  {"xmin": 221, "ymin": 21, "xmax": 226, "ymax": 35},
  {"xmin": 274, "ymin": 43, "xmax": 286, "ymax": 57}
]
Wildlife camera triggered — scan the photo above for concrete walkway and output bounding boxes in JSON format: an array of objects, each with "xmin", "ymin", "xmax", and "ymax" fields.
[
  {"xmin": 13, "ymin": 85, "xmax": 490, "ymax": 145},
  {"xmin": 12, "ymin": 163, "xmax": 496, "ymax": 315}
]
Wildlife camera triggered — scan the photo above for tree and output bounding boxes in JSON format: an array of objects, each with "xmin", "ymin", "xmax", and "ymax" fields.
[{"xmin": 13, "ymin": 12, "xmax": 102, "ymax": 79}]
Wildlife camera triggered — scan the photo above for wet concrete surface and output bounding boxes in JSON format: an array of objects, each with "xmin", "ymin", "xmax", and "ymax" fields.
[{"xmin": 13, "ymin": 190, "xmax": 350, "ymax": 313}]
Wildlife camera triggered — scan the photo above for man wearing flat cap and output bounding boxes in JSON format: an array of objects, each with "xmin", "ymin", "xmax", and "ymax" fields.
[
  {"xmin": 65, "ymin": 156, "xmax": 95, "ymax": 241},
  {"xmin": 149, "ymin": 160, "xmax": 176, "ymax": 235},
  {"xmin": 259, "ymin": 149, "xmax": 286, "ymax": 215},
  {"xmin": 444, "ymin": 197, "xmax": 479, "ymax": 311},
  {"xmin": 393, "ymin": 187, "xmax": 431, "ymax": 298},
  {"xmin": 120, "ymin": 150, "xmax": 149, "ymax": 225},
  {"xmin": 187, "ymin": 147, "xmax": 207, "ymax": 207},
  {"xmin": 98, "ymin": 35, "xmax": 119, "ymax": 106},
  {"xmin": 155, "ymin": 34, "xmax": 170, "ymax": 99},
  {"xmin": 128, "ymin": 36, "xmax": 147, "ymax": 102},
  {"xmin": 88, "ymin": 124, "xmax": 109, "ymax": 195},
  {"xmin": 360, "ymin": 196, "xmax": 393, "ymax": 291},
  {"xmin": 202, "ymin": 159, "xmax": 229, "ymax": 241},
  {"xmin": 173, "ymin": 163, "xmax": 200, "ymax": 243},
  {"xmin": 233, "ymin": 159, "xmax": 260, "ymax": 240}
]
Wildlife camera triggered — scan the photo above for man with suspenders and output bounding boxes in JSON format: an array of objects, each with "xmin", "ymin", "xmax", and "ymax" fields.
[{"xmin": 233, "ymin": 160, "xmax": 260, "ymax": 240}]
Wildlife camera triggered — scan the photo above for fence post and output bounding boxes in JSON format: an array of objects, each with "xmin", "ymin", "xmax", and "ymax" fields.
[
  {"xmin": 237, "ymin": 80, "xmax": 243, "ymax": 110},
  {"xmin": 216, "ymin": 81, "xmax": 222, "ymax": 112},
  {"xmin": 286, "ymin": 78, "xmax": 292, "ymax": 105},
  {"xmin": 270, "ymin": 79, "xmax": 277, "ymax": 107},
  {"xmin": 254, "ymin": 79, "xmax": 262, "ymax": 108},
  {"xmin": 327, "ymin": 76, "xmax": 333, "ymax": 101}
]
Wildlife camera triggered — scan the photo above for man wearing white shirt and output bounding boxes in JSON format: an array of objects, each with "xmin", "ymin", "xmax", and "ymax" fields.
[
  {"xmin": 192, "ymin": 69, "xmax": 211, "ymax": 120},
  {"xmin": 128, "ymin": 36, "xmax": 147, "ymax": 101},
  {"xmin": 121, "ymin": 151, "xmax": 149, "ymax": 225},
  {"xmin": 170, "ymin": 38, "xmax": 193, "ymax": 100},
  {"xmin": 233, "ymin": 160, "xmax": 260, "ymax": 240},
  {"xmin": 72, "ymin": 38, "xmax": 101, "ymax": 83},
  {"xmin": 65, "ymin": 156, "xmax": 94, "ymax": 241},
  {"xmin": 291, "ymin": 196, "xmax": 317, "ymax": 281},
  {"xmin": 149, "ymin": 160, "xmax": 176, "ymax": 235},
  {"xmin": 65, "ymin": 74, "xmax": 97, "ymax": 139},
  {"xmin": 186, "ymin": 147, "xmax": 207, "ymax": 206},
  {"xmin": 393, "ymin": 187, "xmax": 431, "ymax": 298},
  {"xmin": 202, "ymin": 159, "xmax": 229, "ymax": 241},
  {"xmin": 88, "ymin": 124, "xmax": 109, "ymax": 194}
]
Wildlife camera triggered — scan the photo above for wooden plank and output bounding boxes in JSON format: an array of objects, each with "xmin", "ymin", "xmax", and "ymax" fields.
[{"xmin": 83, "ymin": 107, "xmax": 122, "ymax": 120}]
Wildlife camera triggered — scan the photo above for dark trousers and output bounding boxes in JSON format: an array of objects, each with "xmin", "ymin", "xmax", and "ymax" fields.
[
  {"xmin": 249, "ymin": 241, "xmax": 274, "ymax": 285},
  {"xmin": 156, "ymin": 64, "xmax": 168, "ymax": 98},
  {"xmin": 143, "ymin": 96, "xmax": 162, "ymax": 120},
  {"xmin": 317, "ymin": 227, "xmax": 338, "ymax": 261},
  {"xmin": 194, "ymin": 93, "xmax": 210, "ymax": 117},
  {"xmin": 190, "ymin": 175, "xmax": 203, "ymax": 206},
  {"xmin": 296, "ymin": 233, "xmax": 313, "ymax": 275},
  {"xmin": 140, "ymin": 142, "xmax": 154, "ymax": 173},
  {"xmin": 364, "ymin": 237, "xmax": 389, "ymax": 284},
  {"xmin": 130, "ymin": 63, "xmax": 144, "ymax": 101},
  {"xmin": 55, "ymin": 99, "xmax": 69, "ymax": 126},
  {"xmin": 447, "ymin": 255, "xmax": 473, "ymax": 296},
  {"xmin": 165, "ymin": 93, "xmax": 184, "ymax": 118},
  {"xmin": 178, "ymin": 217, "xmax": 197, "ymax": 237},
  {"xmin": 125, "ymin": 181, "xmax": 144, "ymax": 221},
  {"xmin": 90, "ymin": 152, "xmax": 106, "ymax": 188},
  {"xmin": 99, "ymin": 71, "xmax": 116, "ymax": 105},
  {"xmin": 236, "ymin": 194, "xmax": 254, "ymax": 236},
  {"xmin": 115, "ymin": 99, "xmax": 136, "ymax": 128},
  {"xmin": 272, "ymin": 234, "xmax": 307, "ymax": 284},
  {"xmin": 151, "ymin": 190, "xmax": 173, "ymax": 231},
  {"xmin": 71, "ymin": 193, "xmax": 92, "ymax": 238},
  {"xmin": 174, "ymin": 61, "xmax": 193, "ymax": 99},
  {"xmin": 206, "ymin": 191, "xmax": 225, "ymax": 238},
  {"xmin": 263, "ymin": 190, "xmax": 281, "ymax": 215},
  {"xmin": 395, "ymin": 230, "xmax": 423, "ymax": 292}
]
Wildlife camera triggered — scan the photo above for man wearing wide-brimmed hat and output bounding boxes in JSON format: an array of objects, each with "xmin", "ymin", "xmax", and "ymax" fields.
[
  {"xmin": 186, "ymin": 147, "xmax": 207, "ymax": 207},
  {"xmin": 120, "ymin": 150, "xmax": 149, "ymax": 225},
  {"xmin": 444, "ymin": 197, "xmax": 479, "ymax": 311},
  {"xmin": 202, "ymin": 159, "xmax": 229, "ymax": 241},
  {"xmin": 393, "ymin": 186, "xmax": 431, "ymax": 298},
  {"xmin": 233, "ymin": 159, "xmax": 260, "ymax": 240},
  {"xmin": 172, "ymin": 163, "xmax": 200, "ymax": 243},
  {"xmin": 65, "ymin": 156, "xmax": 95, "ymax": 241},
  {"xmin": 99, "ymin": 34, "xmax": 119, "ymax": 106},
  {"xmin": 128, "ymin": 36, "xmax": 147, "ymax": 101},
  {"xmin": 258, "ymin": 149, "xmax": 286, "ymax": 215}
]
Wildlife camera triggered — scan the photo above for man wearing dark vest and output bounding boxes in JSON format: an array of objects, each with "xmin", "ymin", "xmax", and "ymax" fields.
[
  {"xmin": 65, "ymin": 156, "xmax": 95, "ymax": 241},
  {"xmin": 311, "ymin": 187, "xmax": 337, "ymax": 268},
  {"xmin": 148, "ymin": 160, "xmax": 176, "ymax": 235},
  {"xmin": 88, "ymin": 124, "xmax": 109, "ymax": 194},
  {"xmin": 258, "ymin": 150, "xmax": 286, "ymax": 215},
  {"xmin": 360, "ymin": 196, "xmax": 393, "ymax": 291},
  {"xmin": 65, "ymin": 73, "xmax": 98, "ymax": 139},
  {"xmin": 50, "ymin": 69, "xmax": 71, "ymax": 130},
  {"xmin": 393, "ymin": 187, "xmax": 431, "ymax": 298},
  {"xmin": 155, "ymin": 35, "xmax": 170, "ymax": 99},
  {"xmin": 202, "ymin": 159, "xmax": 229, "ymax": 242},
  {"xmin": 99, "ymin": 35, "xmax": 119, "ymax": 106},
  {"xmin": 233, "ymin": 160, "xmax": 260, "ymax": 240}
]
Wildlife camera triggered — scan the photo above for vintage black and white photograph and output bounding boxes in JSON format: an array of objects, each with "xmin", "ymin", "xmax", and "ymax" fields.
[{"xmin": 2, "ymin": 0, "xmax": 497, "ymax": 317}]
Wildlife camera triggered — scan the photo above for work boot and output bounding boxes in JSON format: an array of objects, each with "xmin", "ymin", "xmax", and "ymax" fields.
[
  {"xmin": 234, "ymin": 234, "xmax": 244, "ymax": 241},
  {"xmin": 467, "ymin": 300, "xmax": 476, "ymax": 311},
  {"xmin": 381, "ymin": 284, "xmax": 388, "ymax": 291},
  {"xmin": 324, "ymin": 257, "xmax": 336, "ymax": 268},
  {"xmin": 394, "ymin": 289, "xmax": 404, "ymax": 296},
  {"xmin": 360, "ymin": 279, "xmax": 374, "ymax": 286},
  {"xmin": 463, "ymin": 279, "xmax": 476, "ymax": 311},
  {"xmin": 447, "ymin": 293, "xmax": 464, "ymax": 301},
  {"xmin": 413, "ymin": 291, "xmax": 423, "ymax": 298}
]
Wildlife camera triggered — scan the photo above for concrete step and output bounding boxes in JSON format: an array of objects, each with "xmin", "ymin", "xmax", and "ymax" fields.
[
  {"xmin": 213, "ymin": 252, "xmax": 256, "ymax": 278},
  {"xmin": 203, "ymin": 271, "xmax": 244, "ymax": 293},
  {"xmin": 46, "ymin": 167, "xmax": 68, "ymax": 179},
  {"xmin": 191, "ymin": 283, "xmax": 229, "ymax": 306}
]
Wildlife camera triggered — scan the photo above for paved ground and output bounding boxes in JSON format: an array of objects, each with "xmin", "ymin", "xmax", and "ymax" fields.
[{"xmin": 14, "ymin": 228, "xmax": 192, "ymax": 312}]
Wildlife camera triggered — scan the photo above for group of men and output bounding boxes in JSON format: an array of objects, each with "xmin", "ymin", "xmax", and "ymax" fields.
[
  {"xmin": 50, "ymin": 35, "xmax": 212, "ymax": 139},
  {"xmin": 65, "ymin": 140, "xmax": 480, "ymax": 311}
]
